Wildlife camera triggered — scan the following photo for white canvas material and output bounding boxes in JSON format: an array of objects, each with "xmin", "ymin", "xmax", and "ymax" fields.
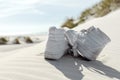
[
  {"xmin": 65, "ymin": 30, "xmax": 79, "ymax": 57},
  {"xmin": 65, "ymin": 26, "xmax": 111, "ymax": 60},
  {"xmin": 45, "ymin": 27, "xmax": 69, "ymax": 60}
]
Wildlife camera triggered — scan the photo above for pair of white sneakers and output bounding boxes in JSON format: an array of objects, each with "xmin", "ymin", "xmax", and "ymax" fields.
[{"xmin": 45, "ymin": 26, "xmax": 111, "ymax": 60}]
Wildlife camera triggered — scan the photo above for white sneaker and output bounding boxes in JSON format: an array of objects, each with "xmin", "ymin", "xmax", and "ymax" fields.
[{"xmin": 45, "ymin": 27, "xmax": 69, "ymax": 60}]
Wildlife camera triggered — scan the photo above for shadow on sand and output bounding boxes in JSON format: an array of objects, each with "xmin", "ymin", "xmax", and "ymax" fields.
[{"xmin": 46, "ymin": 55, "xmax": 120, "ymax": 80}]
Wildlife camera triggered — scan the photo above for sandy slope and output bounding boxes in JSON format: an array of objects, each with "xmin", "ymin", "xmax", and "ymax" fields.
[{"xmin": 0, "ymin": 9, "xmax": 120, "ymax": 80}]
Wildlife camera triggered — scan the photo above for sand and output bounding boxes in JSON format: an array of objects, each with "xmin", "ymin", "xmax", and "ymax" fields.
[{"xmin": 0, "ymin": 9, "xmax": 120, "ymax": 80}]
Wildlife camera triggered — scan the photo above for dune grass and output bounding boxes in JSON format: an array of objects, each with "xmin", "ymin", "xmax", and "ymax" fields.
[{"xmin": 61, "ymin": 0, "xmax": 120, "ymax": 29}]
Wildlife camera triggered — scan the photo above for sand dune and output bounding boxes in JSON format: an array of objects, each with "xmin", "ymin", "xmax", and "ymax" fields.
[
  {"xmin": 0, "ymin": 34, "xmax": 47, "ymax": 45},
  {"xmin": 0, "ymin": 9, "xmax": 120, "ymax": 80}
]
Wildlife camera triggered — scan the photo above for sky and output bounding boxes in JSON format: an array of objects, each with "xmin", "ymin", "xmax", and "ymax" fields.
[{"xmin": 0, "ymin": 0, "xmax": 101, "ymax": 35}]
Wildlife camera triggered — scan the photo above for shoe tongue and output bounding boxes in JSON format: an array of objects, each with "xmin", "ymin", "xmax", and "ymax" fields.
[
  {"xmin": 49, "ymin": 26, "xmax": 56, "ymax": 34},
  {"xmin": 55, "ymin": 28, "xmax": 65, "ymax": 34}
]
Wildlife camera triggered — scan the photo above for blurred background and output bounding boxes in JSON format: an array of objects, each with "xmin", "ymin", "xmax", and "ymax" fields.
[{"xmin": 0, "ymin": 0, "xmax": 119, "ymax": 35}]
